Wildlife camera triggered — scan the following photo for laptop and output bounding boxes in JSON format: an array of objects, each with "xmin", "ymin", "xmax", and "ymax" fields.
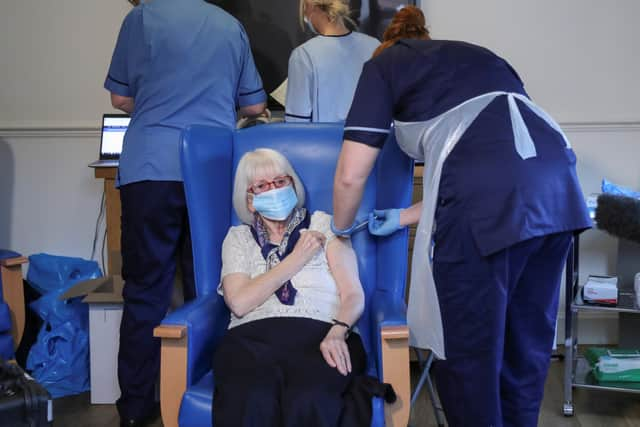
[{"xmin": 89, "ymin": 114, "xmax": 131, "ymax": 168}]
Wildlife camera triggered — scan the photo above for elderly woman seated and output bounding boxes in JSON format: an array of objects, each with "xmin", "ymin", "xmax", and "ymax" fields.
[{"xmin": 212, "ymin": 148, "xmax": 367, "ymax": 427}]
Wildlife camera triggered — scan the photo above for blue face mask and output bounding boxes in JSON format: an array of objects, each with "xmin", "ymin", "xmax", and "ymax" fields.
[{"xmin": 252, "ymin": 186, "xmax": 298, "ymax": 221}]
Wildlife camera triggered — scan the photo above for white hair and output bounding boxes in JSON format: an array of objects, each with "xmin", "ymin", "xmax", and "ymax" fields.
[{"xmin": 233, "ymin": 148, "xmax": 306, "ymax": 224}]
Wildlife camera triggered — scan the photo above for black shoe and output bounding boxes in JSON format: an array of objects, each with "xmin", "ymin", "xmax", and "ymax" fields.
[
  {"xmin": 119, "ymin": 403, "xmax": 160, "ymax": 427},
  {"xmin": 120, "ymin": 418, "xmax": 147, "ymax": 427},
  {"xmin": 120, "ymin": 412, "xmax": 158, "ymax": 427}
]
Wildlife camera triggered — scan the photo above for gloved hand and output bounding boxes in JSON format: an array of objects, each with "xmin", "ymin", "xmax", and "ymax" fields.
[{"xmin": 368, "ymin": 209, "xmax": 402, "ymax": 236}]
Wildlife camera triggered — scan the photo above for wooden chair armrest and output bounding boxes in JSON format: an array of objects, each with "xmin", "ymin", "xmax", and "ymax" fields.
[
  {"xmin": 0, "ymin": 257, "xmax": 27, "ymax": 349},
  {"xmin": 381, "ymin": 325, "xmax": 410, "ymax": 427},
  {"xmin": 154, "ymin": 325, "xmax": 186, "ymax": 339},
  {"xmin": 0, "ymin": 256, "xmax": 28, "ymax": 267},
  {"xmin": 153, "ymin": 325, "xmax": 188, "ymax": 427}
]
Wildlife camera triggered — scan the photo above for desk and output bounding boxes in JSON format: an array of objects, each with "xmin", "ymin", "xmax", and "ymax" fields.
[{"xmin": 94, "ymin": 167, "xmax": 121, "ymax": 276}]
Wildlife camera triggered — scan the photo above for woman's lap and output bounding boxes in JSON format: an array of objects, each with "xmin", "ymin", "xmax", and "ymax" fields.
[{"xmin": 212, "ymin": 317, "xmax": 366, "ymax": 427}]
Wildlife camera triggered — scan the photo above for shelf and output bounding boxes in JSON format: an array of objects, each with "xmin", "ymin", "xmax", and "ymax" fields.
[
  {"xmin": 573, "ymin": 356, "xmax": 640, "ymax": 393},
  {"xmin": 572, "ymin": 291, "xmax": 640, "ymax": 314}
]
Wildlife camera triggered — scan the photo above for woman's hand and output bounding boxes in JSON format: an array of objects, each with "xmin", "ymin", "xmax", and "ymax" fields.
[
  {"xmin": 291, "ymin": 230, "xmax": 326, "ymax": 265},
  {"xmin": 320, "ymin": 325, "xmax": 351, "ymax": 376}
]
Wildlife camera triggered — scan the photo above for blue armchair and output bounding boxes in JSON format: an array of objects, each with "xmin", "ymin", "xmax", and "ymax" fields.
[{"xmin": 154, "ymin": 123, "xmax": 414, "ymax": 427}]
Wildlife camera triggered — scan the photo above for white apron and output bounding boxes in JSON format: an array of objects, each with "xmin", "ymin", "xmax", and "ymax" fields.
[{"xmin": 394, "ymin": 91, "xmax": 571, "ymax": 359}]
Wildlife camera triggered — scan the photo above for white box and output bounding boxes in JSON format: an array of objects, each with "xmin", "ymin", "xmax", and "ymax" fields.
[
  {"xmin": 88, "ymin": 303, "xmax": 122, "ymax": 404},
  {"xmin": 583, "ymin": 275, "xmax": 618, "ymax": 304},
  {"xmin": 60, "ymin": 275, "xmax": 124, "ymax": 404}
]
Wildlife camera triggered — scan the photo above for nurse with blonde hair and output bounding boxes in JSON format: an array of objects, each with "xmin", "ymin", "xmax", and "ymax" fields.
[{"xmin": 285, "ymin": 0, "xmax": 379, "ymax": 123}]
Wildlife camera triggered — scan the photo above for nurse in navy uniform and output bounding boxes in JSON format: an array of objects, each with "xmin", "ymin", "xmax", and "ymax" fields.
[{"xmin": 330, "ymin": 6, "xmax": 592, "ymax": 427}]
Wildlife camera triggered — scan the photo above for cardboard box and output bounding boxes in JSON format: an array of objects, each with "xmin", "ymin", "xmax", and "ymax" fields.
[{"xmin": 60, "ymin": 275, "xmax": 124, "ymax": 404}]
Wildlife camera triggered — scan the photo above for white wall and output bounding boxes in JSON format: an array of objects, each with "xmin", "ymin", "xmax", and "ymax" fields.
[
  {"xmin": 419, "ymin": 0, "xmax": 640, "ymax": 123},
  {"xmin": 0, "ymin": 2, "xmax": 131, "ymax": 128},
  {"xmin": 0, "ymin": 1, "xmax": 129, "ymax": 267},
  {"xmin": 0, "ymin": 130, "xmax": 104, "ymax": 261}
]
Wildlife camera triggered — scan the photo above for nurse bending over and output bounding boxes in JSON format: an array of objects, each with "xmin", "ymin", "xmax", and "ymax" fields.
[{"xmin": 332, "ymin": 6, "xmax": 592, "ymax": 427}]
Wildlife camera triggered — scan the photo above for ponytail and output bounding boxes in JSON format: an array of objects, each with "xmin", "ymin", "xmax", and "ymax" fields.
[
  {"xmin": 372, "ymin": 6, "xmax": 430, "ymax": 57},
  {"xmin": 299, "ymin": 0, "xmax": 355, "ymax": 29}
]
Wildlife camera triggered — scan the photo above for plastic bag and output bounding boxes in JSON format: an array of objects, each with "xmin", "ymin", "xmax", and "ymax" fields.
[
  {"xmin": 27, "ymin": 253, "xmax": 102, "ymax": 295},
  {"xmin": 30, "ymin": 288, "xmax": 89, "ymax": 331},
  {"xmin": 27, "ymin": 321, "xmax": 90, "ymax": 397},
  {"xmin": 25, "ymin": 253, "xmax": 102, "ymax": 398},
  {"xmin": 601, "ymin": 179, "xmax": 640, "ymax": 199}
]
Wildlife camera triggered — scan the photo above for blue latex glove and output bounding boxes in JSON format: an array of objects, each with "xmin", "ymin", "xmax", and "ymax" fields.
[{"xmin": 368, "ymin": 209, "xmax": 402, "ymax": 236}]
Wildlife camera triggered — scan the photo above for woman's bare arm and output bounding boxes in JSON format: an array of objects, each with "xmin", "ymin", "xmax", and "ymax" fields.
[{"xmin": 320, "ymin": 236, "xmax": 365, "ymax": 375}]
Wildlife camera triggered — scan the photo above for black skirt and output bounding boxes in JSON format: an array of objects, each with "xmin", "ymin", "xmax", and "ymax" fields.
[{"xmin": 212, "ymin": 317, "xmax": 366, "ymax": 427}]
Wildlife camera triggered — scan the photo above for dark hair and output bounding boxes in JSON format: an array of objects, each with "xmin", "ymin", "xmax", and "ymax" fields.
[{"xmin": 372, "ymin": 6, "xmax": 430, "ymax": 57}]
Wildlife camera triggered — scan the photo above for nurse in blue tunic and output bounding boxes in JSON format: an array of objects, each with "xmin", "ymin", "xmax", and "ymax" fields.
[
  {"xmin": 285, "ymin": 0, "xmax": 379, "ymax": 123},
  {"xmin": 331, "ymin": 7, "xmax": 592, "ymax": 427},
  {"xmin": 105, "ymin": 0, "xmax": 265, "ymax": 424}
]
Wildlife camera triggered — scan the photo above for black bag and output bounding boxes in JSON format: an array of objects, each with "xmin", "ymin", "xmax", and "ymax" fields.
[{"xmin": 0, "ymin": 359, "xmax": 52, "ymax": 427}]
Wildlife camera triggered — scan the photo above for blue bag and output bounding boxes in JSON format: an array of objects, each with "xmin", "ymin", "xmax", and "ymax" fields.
[
  {"xmin": 27, "ymin": 321, "xmax": 91, "ymax": 398},
  {"xmin": 602, "ymin": 179, "xmax": 640, "ymax": 199},
  {"xmin": 25, "ymin": 253, "xmax": 102, "ymax": 398},
  {"xmin": 27, "ymin": 253, "xmax": 102, "ymax": 295}
]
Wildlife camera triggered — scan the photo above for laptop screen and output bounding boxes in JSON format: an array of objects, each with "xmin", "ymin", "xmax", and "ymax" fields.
[{"xmin": 101, "ymin": 115, "xmax": 130, "ymax": 159}]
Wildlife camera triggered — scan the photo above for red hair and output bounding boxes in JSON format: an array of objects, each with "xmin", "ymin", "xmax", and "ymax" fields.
[{"xmin": 372, "ymin": 6, "xmax": 430, "ymax": 57}]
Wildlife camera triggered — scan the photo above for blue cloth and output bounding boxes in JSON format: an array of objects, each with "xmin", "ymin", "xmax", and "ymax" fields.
[
  {"xmin": 432, "ymin": 199, "xmax": 572, "ymax": 426},
  {"xmin": 345, "ymin": 39, "xmax": 592, "ymax": 255},
  {"xmin": 104, "ymin": 0, "xmax": 266, "ymax": 186},
  {"xmin": 285, "ymin": 32, "xmax": 379, "ymax": 123},
  {"xmin": 344, "ymin": 39, "xmax": 526, "ymax": 144},
  {"xmin": 117, "ymin": 181, "xmax": 196, "ymax": 420}
]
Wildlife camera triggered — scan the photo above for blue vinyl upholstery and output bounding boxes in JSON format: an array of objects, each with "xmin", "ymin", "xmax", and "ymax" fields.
[{"xmin": 160, "ymin": 123, "xmax": 413, "ymax": 427}]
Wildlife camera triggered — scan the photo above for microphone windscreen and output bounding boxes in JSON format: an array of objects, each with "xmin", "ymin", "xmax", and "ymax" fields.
[{"xmin": 595, "ymin": 193, "xmax": 640, "ymax": 244}]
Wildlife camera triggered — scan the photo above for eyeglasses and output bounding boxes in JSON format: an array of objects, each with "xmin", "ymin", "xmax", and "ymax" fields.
[{"xmin": 247, "ymin": 175, "xmax": 293, "ymax": 195}]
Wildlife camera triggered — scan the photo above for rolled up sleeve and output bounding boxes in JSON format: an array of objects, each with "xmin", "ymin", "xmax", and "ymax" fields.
[
  {"xmin": 237, "ymin": 26, "xmax": 266, "ymax": 107},
  {"xmin": 104, "ymin": 9, "xmax": 141, "ymax": 97}
]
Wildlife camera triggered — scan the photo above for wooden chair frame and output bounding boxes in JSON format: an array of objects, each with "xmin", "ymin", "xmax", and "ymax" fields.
[
  {"xmin": 0, "ymin": 255, "xmax": 27, "ymax": 352},
  {"xmin": 154, "ymin": 323, "xmax": 410, "ymax": 427}
]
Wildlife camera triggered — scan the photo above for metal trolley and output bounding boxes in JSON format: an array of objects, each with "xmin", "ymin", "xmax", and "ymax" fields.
[{"xmin": 563, "ymin": 233, "xmax": 640, "ymax": 416}]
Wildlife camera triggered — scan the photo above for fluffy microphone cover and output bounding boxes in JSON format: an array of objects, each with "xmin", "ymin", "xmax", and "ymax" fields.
[{"xmin": 595, "ymin": 193, "xmax": 640, "ymax": 244}]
